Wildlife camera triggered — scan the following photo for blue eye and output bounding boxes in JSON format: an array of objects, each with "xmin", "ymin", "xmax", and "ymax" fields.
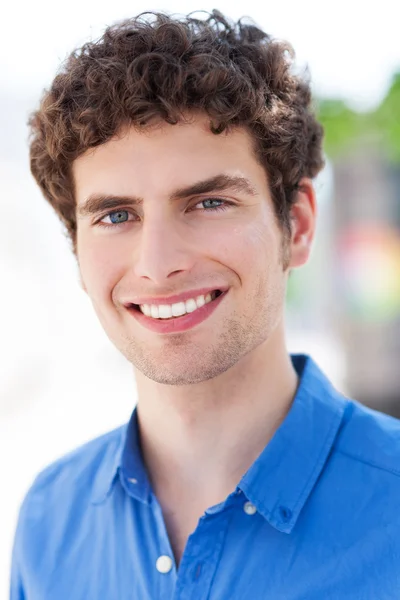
[
  {"xmin": 195, "ymin": 198, "xmax": 230, "ymax": 212},
  {"xmin": 97, "ymin": 209, "xmax": 133, "ymax": 228},
  {"xmin": 108, "ymin": 210, "xmax": 129, "ymax": 224},
  {"xmin": 201, "ymin": 198, "xmax": 223, "ymax": 210},
  {"xmin": 97, "ymin": 198, "xmax": 232, "ymax": 230}
]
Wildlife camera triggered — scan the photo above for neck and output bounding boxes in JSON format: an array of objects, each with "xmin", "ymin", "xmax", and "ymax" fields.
[{"xmin": 134, "ymin": 329, "xmax": 299, "ymax": 503}]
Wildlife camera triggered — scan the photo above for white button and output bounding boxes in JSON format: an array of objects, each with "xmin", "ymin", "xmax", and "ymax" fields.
[
  {"xmin": 243, "ymin": 501, "xmax": 257, "ymax": 515},
  {"xmin": 156, "ymin": 555, "xmax": 173, "ymax": 574},
  {"xmin": 128, "ymin": 478, "xmax": 138, "ymax": 484}
]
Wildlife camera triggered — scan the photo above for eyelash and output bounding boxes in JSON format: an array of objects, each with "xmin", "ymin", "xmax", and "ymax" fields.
[{"xmin": 95, "ymin": 198, "xmax": 232, "ymax": 229}]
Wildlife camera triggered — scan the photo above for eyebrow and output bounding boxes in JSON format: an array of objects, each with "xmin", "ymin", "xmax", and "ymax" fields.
[{"xmin": 76, "ymin": 174, "xmax": 258, "ymax": 218}]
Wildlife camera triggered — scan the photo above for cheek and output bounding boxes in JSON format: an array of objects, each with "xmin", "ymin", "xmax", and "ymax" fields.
[
  {"xmin": 78, "ymin": 234, "xmax": 127, "ymax": 300},
  {"xmin": 219, "ymin": 220, "xmax": 276, "ymax": 266}
]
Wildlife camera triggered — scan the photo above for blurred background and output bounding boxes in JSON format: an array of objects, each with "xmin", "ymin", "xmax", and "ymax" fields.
[{"xmin": 1, "ymin": 0, "xmax": 400, "ymax": 595}]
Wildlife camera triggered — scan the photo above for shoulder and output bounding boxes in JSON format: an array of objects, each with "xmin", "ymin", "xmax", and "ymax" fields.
[
  {"xmin": 334, "ymin": 398, "xmax": 400, "ymax": 479},
  {"xmin": 19, "ymin": 424, "xmax": 126, "ymax": 518},
  {"xmin": 11, "ymin": 424, "xmax": 127, "ymax": 584}
]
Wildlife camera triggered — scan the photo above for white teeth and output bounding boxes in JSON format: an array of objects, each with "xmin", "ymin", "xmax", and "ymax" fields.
[
  {"xmin": 158, "ymin": 305, "xmax": 173, "ymax": 318},
  {"xmin": 139, "ymin": 291, "xmax": 219, "ymax": 319},
  {"xmin": 142, "ymin": 304, "xmax": 151, "ymax": 317},
  {"xmin": 196, "ymin": 295, "xmax": 205, "ymax": 308},
  {"xmin": 172, "ymin": 302, "xmax": 186, "ymax": 317},
  {"xmin": 185, "ymin": 299, "xmax": 197, "ymax": 313}
]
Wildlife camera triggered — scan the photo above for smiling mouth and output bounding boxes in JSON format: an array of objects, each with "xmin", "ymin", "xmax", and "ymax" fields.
[{"xmin": 130, "ymin": 290, "xmax": 224, "ymax": 320}]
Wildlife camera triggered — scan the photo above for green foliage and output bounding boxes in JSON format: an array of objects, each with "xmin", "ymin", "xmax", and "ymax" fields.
[
  {"xmin": 316, "ymin": 71, "xmax": 400, "ymax": 163},
  {"xmin": 317, "ymin": 99, "xmax": 366, "ymax": 159},
  {"xmin": 374, "ymin": 72, "xmax": 400, "ymax": 162}
]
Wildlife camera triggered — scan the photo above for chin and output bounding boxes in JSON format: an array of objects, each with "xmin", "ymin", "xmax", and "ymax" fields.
[{"xmin": 128, "ymin": 349, "xmax": 237, "ymax": 386}]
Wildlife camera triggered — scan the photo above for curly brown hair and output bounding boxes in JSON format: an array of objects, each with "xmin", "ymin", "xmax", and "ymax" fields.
[{"xmin": 28, "ymin": 9, "xmax": 324, "ymax": 255}]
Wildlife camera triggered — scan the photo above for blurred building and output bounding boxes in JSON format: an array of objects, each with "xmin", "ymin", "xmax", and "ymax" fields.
[{"xmin": 332, "ymin": 149, "xmax": 400, "ymax": 416}]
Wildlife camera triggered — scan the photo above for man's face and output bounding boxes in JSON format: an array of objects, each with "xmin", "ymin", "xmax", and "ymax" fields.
[{"xmin": 74, "ymin": 114, "xmax": 293, "ymax": 385}]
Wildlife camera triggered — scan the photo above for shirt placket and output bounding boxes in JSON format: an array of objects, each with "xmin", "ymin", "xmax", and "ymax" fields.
[
  {"xmin": 150, "ymin": 495, "xmax": 179, "ymax": 600},
  {"xmin": 173, "ymin": 505, "xmax": 234, "ymax": 600},
  {"xmin": 149, "ymin": 490, "xmax": 238, "ymax": 600}
]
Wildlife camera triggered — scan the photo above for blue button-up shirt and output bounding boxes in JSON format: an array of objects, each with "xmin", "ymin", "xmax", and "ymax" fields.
[{"xmin": 10, "ymin": 355, "xmax": 400, "ymax": 599}]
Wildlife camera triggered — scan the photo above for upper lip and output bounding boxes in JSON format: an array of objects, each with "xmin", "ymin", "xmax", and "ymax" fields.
[{"xmin": 123, "ymin": 287, "xmax": 228, "ymax": 307}]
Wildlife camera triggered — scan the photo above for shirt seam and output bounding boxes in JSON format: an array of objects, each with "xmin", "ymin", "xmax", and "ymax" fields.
[
  {"xmin": 285, "ymin": 400, "xmax": 345, "ymax": 523},
  {"xmin": 336, "ymin": 447, "xmax": 400, "ymax": 478},
  {"xmin": 254, "ymin": 396, "xmax": 346, "ymax": 528}
]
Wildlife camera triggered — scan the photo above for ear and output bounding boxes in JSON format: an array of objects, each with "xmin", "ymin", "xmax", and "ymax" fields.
[{"xmin": 288, "ymin": 178, "xmax": 317, "ymax": 269}]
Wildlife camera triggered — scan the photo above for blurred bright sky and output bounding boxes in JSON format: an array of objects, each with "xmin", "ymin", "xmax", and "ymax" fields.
[{"xmin": 2, "ymin": 0, "xmax": 400, "ymax": 110}]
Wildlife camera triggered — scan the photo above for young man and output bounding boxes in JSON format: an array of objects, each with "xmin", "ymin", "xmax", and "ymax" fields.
[{"xmin": 10, "ymin": 9, "xmax": 400, "ymax": 600}]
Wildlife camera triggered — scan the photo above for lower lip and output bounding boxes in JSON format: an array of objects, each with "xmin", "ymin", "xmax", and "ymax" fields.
[{"xmin": 127, "ymin": 291, "xmax": 228, "ymax": 334}]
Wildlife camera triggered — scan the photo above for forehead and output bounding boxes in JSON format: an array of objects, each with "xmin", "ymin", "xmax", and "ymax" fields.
[{"xmin": 72, "ymin": 115, "xmax": 266, "ymax": 204}]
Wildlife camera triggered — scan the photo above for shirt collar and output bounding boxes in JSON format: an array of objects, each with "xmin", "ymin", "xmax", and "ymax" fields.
[
  {"xmin": 239, "ymin": 354, "xmax": 348, "ymax": 533},
  {"xmin": 91, "ymin": 407, "xmax": 150, "ymax": 505},
  {"xmin": 92, "ymin": 354, "xmax": 348, "ymax": 525},
  {"xmin": 90, "ymin": 422, "xmax": 127, "ymax": 505}
]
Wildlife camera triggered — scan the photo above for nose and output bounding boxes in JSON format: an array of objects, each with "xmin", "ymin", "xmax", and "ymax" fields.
[{"xmin": 132, "ymin": 215, "xmax": 195, "ymax": 284}]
